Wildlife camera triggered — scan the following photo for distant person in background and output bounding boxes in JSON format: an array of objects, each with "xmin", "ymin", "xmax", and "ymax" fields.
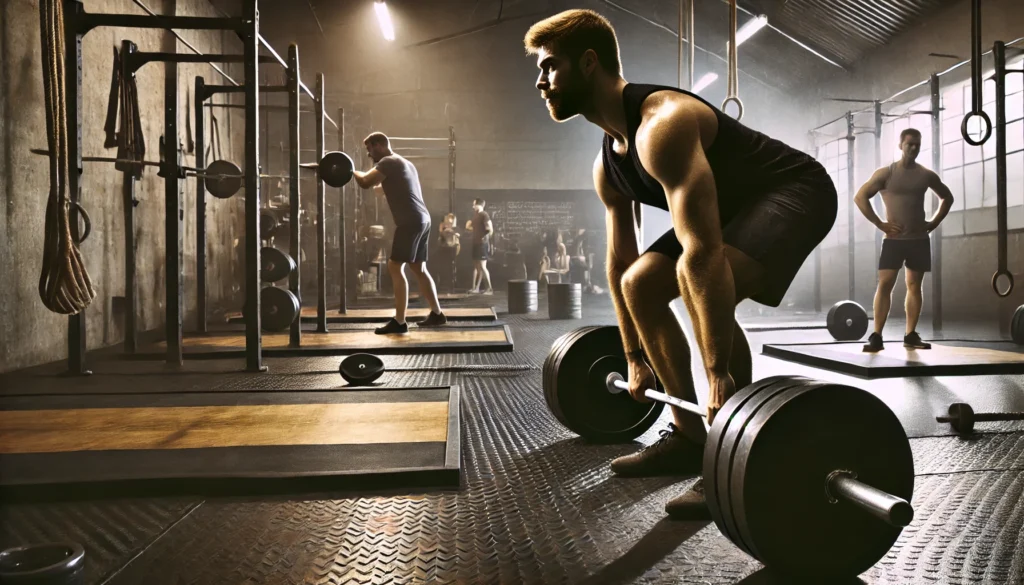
[
  {"xmin": 466, "ymin": 198, "xmax": 494, "ymax": 294},
  {"xmin": 353, "ymin": 132, "xmax": 447, "ymax": 333},
  {"xmin": 854, "ymin": 127, "xmax": 954, "ymax": 353},
  {"xmin": 438, "ymin": 213, "xmax": 461, "ymax": 293}
]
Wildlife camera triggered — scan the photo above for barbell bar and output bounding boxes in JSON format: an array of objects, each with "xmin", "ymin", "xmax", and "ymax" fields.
[
  {"xmin": 936, "ymin": 402, "xmax": 1024, "ymax": 434},
  {"xmin": 605, "ymin": 371, "xmax": 914, "ymax": 528},
  {"xmin": 29, "ymin": 149, "xmax": 354, "ymax": 195}
]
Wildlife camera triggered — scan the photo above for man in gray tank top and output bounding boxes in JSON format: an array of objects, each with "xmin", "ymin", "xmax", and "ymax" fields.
[
  {"xmin": 352, "ymin": 132, "xmax": 447, "ymax": 334},
  {"xmin": 854, "ymin": 128, "xmax": 954, "ymax": 352}
]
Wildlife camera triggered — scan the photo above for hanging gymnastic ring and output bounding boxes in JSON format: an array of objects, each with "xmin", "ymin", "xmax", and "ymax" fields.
[
  {"xmin": 721, "ymin": 96, "xmax": 744, "ymax": 121},
  {"xmin": 961, "ymin": 110, "xmax": 991, "ymax": 146},
  {"xmin": 992, "ymin": 269, "xmax": 1014, "ymax": 297}
]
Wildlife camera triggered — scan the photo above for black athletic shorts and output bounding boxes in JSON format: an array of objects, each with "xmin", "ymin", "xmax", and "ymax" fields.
[
  {"xmin": 645, "ymin": 170, "xmax": 838, "ymax": 307},
  {"xmin": 472, "ymin": 241, "xmax": 490, "ymax": 260},
  {"xmin": 879, "ymin": 237, "xmax": 931, "ymax": 272},
  {"xmin": 390, "ymin": 221, "xmax": 431, "ymax": 263}
]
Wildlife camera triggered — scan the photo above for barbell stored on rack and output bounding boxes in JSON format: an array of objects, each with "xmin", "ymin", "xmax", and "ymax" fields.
[
  {"xmin": 29, "ymin": 149, "xmax": 355, "ymax": 196},
  {"xmin": 30, "ymin": 148, "xmax": 243, "ymax": 199},
  {"xmin": 543, "ymin": 326, "xmax": 915, "ymax": 579}
]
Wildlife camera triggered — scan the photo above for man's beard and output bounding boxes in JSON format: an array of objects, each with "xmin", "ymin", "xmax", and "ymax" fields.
[{"xmin": 546, "ymin": 72, "xmax": 587, "ymax": 121}]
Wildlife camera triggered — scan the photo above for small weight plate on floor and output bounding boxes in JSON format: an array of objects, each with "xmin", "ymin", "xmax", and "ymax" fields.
[
  {"xmin": 261, "ymin": 287, "xmax": 300, "ymax": 332},
  {"xmin": 1012, "ymin": 305, "xmax": 1024, "ymax": 345},
  {"xmin": 726, "ymin": 379, "xmax": 914, "ymax": 579},
  {"xmin": 339, "ymin": 353, "xmax": 385, "ymax": 385},
  {"xmin": 542, "ymin": 326, "xmax": 664, "ymax": 443},
  {"xmin": 261, "ymin": 247, "xmax": 296, "ymax": 283},
  {"xmin": 205, "ymin": 159, "xmax": 242, "ymax": 199},
  {"xmin": 827, "ymin": 300, "xmax": 869, "ymax": 341}
]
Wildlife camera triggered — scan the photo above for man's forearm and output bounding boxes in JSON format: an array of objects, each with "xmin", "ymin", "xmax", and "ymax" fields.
[
  {"xmin": 854, "ymin": 194, "xmax": 883, "ymax": 227},
  {"xmin": 607, "ymin": 262, "xmax": 642, "ymax": 355},
  {"xmin": 928, "ymin": 197, "xmax": 953, "ymax": 227},
  {"xmin": 681, "ymin": 247, "xmax": 735, "ymax": 378}
]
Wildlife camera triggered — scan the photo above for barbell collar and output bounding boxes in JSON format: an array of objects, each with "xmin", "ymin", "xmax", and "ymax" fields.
[
  {"xmin": 825, "ymin": 471, "xmax": 914, "ymax": 528},
  {"xmin": 606, "ymin": 373, "xmax": 706, "ymax": 418}
]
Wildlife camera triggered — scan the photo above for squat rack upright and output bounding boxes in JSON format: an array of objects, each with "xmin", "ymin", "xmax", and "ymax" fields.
[{"xmin": 59, "ymin": 0, "xmax": 313, "ymax": 374}]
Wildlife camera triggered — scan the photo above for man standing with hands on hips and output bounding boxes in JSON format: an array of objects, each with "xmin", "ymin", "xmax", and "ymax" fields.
[{"xmin": 854, "ymin": 127, "xmax": 954, "ymax": 353}]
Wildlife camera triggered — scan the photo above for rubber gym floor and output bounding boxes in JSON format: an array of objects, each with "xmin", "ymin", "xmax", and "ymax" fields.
[{"xmin": 1, "ymin": 292, "xmax": 1022, "ymax": 585}]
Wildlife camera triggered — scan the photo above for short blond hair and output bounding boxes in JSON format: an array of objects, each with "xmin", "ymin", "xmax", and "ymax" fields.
[{"xmin": 524, "ymin": 9, "xmax": 621, "ymax": 76}]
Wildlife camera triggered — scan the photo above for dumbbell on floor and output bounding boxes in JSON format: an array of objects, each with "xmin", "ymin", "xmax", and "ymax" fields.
[
  {"xmin": 544, "ymin": 326, "xmax": 915, "ymax": 580},
  {"xmin": 936, "ymin": 402, "xmax": 1024, "ymax": 434}
]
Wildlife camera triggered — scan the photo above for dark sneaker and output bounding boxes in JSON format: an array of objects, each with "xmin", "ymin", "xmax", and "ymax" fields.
[
  {"xmin": 609, "ymin": 424, "xmax": 704, "ymax": 477},
  {"xmin": 862, "ymin": 332, "xmax": 884, "ymax": 353},
  {"xmin": 904, "ymin": 331, "xmax": 931, "ymax": 349},
  {"xmin": 374, "ymin": 318, "xmax": 408, "ymax": 335},
  {"xmin": 416, "ymin": 311, "xmax": 448, "ymax": 327},
  {"xmin": 665, "ymin": 478, "xmax": 712, "ymax": 521}
]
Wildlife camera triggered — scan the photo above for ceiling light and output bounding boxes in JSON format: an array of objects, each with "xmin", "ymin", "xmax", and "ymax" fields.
[
  {"xmin": 692, "ymin": 72, "xmax": 719, "ymax": 93},
  {"xmin": 374, "ymin": 1, "xmax": 395, "ymax": 42}
]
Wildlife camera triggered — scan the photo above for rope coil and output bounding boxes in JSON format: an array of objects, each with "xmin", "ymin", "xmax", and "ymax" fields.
[{"xmin": 38, "ymin": 0, "xmax": 95, "ymax": 315}]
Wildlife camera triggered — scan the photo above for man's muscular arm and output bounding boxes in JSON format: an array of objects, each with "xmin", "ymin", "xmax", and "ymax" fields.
[
  {"xmin": 925, "ymin": 171, "xmax": 955, "ymax": 232},
  {"xmin": 353, "ymin": 167, "xmax": 385, "ymax": 190},
  {"xmin": 636, "ymin": 102, "xmax": 734, "ymax": 393},
  {"xmin": 593, "ymin": 152, "xmax": 643, "ymax": 358},
  {"xmin": 854, "ymin": 168, "xmax": 902, "ymax": 236}
]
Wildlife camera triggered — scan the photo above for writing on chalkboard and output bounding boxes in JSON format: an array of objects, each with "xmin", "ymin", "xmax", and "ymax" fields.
[{"xmin": 496, "ymin": 200, "xmax": 577, "ymax": 241}]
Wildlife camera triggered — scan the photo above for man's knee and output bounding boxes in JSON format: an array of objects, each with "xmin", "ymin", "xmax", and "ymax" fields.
[
  {"xmin": 388, "ymin": 260, "xmax": 405, "ymax": 274},
  {"xmin": 878, "ymin": 271, "xmax": 898, "ymax": 293},
  {"xmin": 408, "ymin": 262, "xmax": 425, "ymax": 275},
  {"xmin": 905, "ymin": 270, "xmax": 925, "ymax": 291}
]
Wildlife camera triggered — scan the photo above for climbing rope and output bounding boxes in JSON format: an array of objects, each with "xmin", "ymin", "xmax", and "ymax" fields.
[{"xmin": 38, "ymin": 0, "xmax": 95, "ymax": 315}]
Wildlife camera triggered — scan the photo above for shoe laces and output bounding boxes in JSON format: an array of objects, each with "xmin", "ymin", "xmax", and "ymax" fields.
[{"xmin": 643, "ymin": 423, "xmax": 679, "ymax": 452}]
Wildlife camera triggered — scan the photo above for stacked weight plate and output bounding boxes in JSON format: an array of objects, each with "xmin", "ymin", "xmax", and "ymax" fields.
[
  {"xmin": 508, "ymin": 279, "xmax": 538, "ymax": 314},
  {"xmin": 547, "ymin": 282, "xmax": 582, "ymax": 319}
]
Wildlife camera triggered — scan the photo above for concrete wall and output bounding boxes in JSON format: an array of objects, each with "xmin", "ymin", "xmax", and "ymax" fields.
[{"xmin": 0, "ymin": 0, "xmax": 245, "ymax": 372}]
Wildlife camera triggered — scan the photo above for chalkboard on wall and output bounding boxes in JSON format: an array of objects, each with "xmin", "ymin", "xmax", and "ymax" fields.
[{"xmin": 492, "ymin": 200, "xmax": 578, "ymax": 241}]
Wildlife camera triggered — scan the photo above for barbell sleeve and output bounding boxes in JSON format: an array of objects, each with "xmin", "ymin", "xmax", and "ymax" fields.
[
  {"xmin": 826, "ymin": 471, "xmax": 914, "ymax": 528},
  {"xmin": 607, "ymin": 373, "xmax": 707, "ymax": 418}
]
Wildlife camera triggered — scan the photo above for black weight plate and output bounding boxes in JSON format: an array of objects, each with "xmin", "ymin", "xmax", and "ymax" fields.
[
  {"xmin": 260, "ymin": 247, "xmax": 296, "ymax": 283},
  {"xmin": 543, "ymin": 327, "xmax": 592, "ymax": 429},
  {"xmin": 319, "ymin": 151, "xmax": 355, "ymax": 188},
  {"xmin": 1012, "ymin": 305, "xmax": 1024, "ymax": 345},
  {"xmin": 705, "ymin": 376, "xmax": 805, "ymax": 556},
  {"xmin": 261, "ymin": 287, "xmax": 300, "ymax": 332},
  {"xmin": 730, "ymin": 381, "xmax": 914, "ymax": 579},
  {"xmin": 543, "ymin": 326, "xmax": 665, "ymax": 443},
  {"xmin": 339, "ymin": 353, "xmax": 385, "ymax": 384},
  {"xmin": 205, "ymin": 159, "xmax": 242, "ymax": 199},
  {"xmin": 261, "ymin": 212, "xmax": 279, "ymax": 239},
  {"xmin": 826, "ymin": 300, "xmax": 869, "ymax": 341}
]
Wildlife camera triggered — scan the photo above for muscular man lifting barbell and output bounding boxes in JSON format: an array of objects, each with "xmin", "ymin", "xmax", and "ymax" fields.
[{"xmin": 524, "ymin": 10, "xmax": 838, "ymax": 519}]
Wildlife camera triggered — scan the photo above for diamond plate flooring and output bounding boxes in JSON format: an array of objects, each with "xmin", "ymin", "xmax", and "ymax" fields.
[{"xmin": 1, "ymin": 293, "xmax": 1022, "ymax": 584}]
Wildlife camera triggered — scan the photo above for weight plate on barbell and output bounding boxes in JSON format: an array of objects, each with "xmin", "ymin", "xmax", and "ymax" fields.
[
  {"xmin": 205, "ymin": 159, "xmax": 242, "ymax": 199},
  {"xmin": 1012, "ymin": 305, "xmax": 1024, "ymax": 345},
  {"xmin": 704, "ymin": 375, "xmax": 801, "ymax": 556},
  {"xmin": 826, "ymin": 300, "xmax": 869, "ymax": 341},
  {"xmin": 542, "ymin": 326, "xmax": 665, "ymax": 443},
  {"xmin": 725, "ymin": 379, "xmax": 914, "ymax": 579},
  {"xmin": 261, "ymin": 286, "xmax": 300, "ymax": 332},
  {"xmin": 260, "ymin": 247, "xmax": 296, "ymax": 283},
  {"xmin": 319, "ymin": 151, "xmax": 355, "ymax": 188}
]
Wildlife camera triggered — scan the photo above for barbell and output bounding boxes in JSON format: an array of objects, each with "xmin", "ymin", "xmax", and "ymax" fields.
[
  {"xmin": 544, "ymin": 326, "xmax": 915, "ymax": 579},
  {"xmin": 29, "ymin": 149, "xmax": 354, "ymax": 197},
  {"xmin": 937, "ymin": 402, "xmax": 1024, "ymax": 434}
]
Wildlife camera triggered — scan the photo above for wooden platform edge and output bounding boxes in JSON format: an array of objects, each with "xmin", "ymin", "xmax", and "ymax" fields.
[
  {"xmin": 445, "ymin": 386, "xmax": 461, "ymax": 473},
  {"xmin": 761, "ymin": 344, "xmax": 1024, "ymax": 379}
]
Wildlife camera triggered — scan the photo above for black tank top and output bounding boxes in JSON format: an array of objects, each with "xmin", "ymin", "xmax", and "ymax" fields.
[{"xmin": 602, "ymin": 83, "xmax": 825, "ymax": 219}]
